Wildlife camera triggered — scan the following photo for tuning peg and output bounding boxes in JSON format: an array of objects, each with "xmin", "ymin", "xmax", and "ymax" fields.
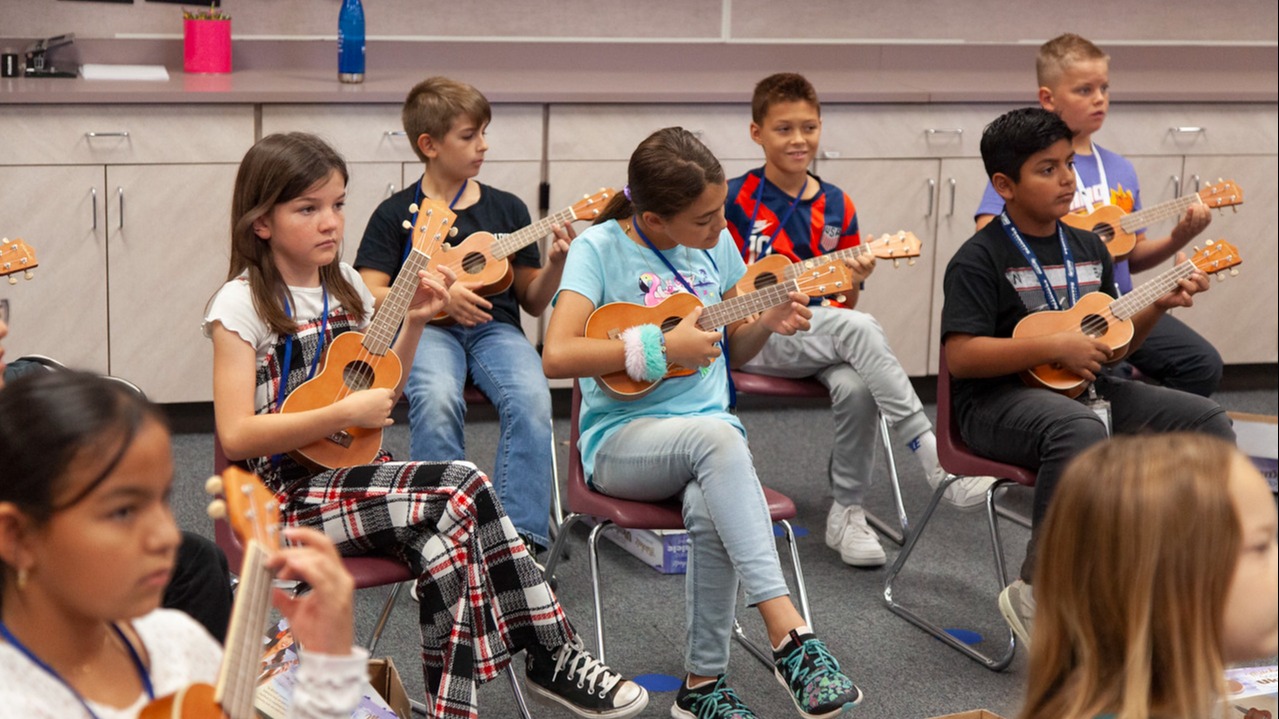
[
  {"xmin": 442, "ymin": 243, "xmax": 452, "ymax": 251},
  {"xmin": 820, "ymin": 298, "xmax": 831, "ymax": 307},
  {"xmin": 204, "ymin": 475, "xmax": 224, "ymax": 496},
  {"xmin": 402, "ymin": 220, "xmax": 412, "ymax": 230},
  {"xmin": 907, "ymin": 258, "xmax": 916, "ymax": 266},
  {"xmin": 893, "ymin": 259, "xmax": 900, "ymax": 268},
  {"xmin": 206, "ymin": 499, "xmax": 227, "ymax": 520},
  {"xmin": 835, "ymin": 294, "xmax": 847, "ymax": 304},
  {"xmin": 8, "ymin": 276, "xmax": 16, "ymax": 285},
  {"xmin": 409, "ymin": 203, "xmax": 419, "ymax": 213},
  {"xmin": 1229, "ymin": 268, "xmax": 1239, "ymax": 277},
  {"xmin": 448, "ymin": 227, "xmax": 459, "ymax": 237}
]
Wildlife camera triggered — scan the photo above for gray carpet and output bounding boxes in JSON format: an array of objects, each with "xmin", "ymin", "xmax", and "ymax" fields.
[{"xmin": 166, "ymin": 367, "xmax": 1278, "ymax": 719}]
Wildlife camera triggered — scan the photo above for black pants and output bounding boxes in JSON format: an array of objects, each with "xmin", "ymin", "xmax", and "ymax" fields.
[
  {"xmin": 1122, "ymin": 313, "xmax": 1223, "ymax": 397},
  {"xmin": 163, "ymin": 531, "xmax": 233, "ymax": 642}
]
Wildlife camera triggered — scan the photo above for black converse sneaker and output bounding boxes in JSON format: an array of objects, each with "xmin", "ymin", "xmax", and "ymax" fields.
[
  {"xmin": 773, "ymin": 630, "xmax": 863, "ymax": 718},
  {"xmin": 524, "ymin": 637, "xmax": 649, "ymax": 718},
  {"xmin": 671, "ymin": 675, "xmax": 758, "ymax": 718}
]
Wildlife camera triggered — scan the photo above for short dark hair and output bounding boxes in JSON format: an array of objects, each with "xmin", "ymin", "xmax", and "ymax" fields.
[
  {"xmin": 751, "ymin": 73, "xmax": 820, "ymax": 124},
  {"xmin": 595, "ymin": 127, "xmax": 725, "ymax": 224},
  {"xmin": 980, "ymin": 107, "xmax": 1074, "ymax": 182},
  {"xmin": 402, "ymin": 76, "xmax": 492, "ymax": 163}
]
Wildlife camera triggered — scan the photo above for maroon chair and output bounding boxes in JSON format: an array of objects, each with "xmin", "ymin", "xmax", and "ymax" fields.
[
  {"xmin": 880, "ymin": 345, "xmax": 1036, "ymax": 671},
  {"xmin": 211, "ymin": 437, "xmax": 535, "ymax": 717},
  {"xmin": 540, "ymin": 381, "xmax": 813, "ymax": 669},
  {"xmin": 729, "ymin": 370, "xmax": 910, "ymax": 545}
]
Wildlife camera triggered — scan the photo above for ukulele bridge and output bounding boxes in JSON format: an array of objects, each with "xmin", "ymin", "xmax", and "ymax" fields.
[{"xmin": 323, "ymin": 430, "xmax": 354, "ymax": 448}]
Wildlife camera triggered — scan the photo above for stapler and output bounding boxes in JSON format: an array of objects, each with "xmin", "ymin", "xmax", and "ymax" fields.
[{"xmin": 25, "ymin": 34, "xmax": 78, "ymax": 78}]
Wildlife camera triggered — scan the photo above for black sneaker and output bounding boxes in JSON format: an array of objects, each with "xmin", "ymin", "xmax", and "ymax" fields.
[
  {"xmin": 671, "ymin": 675, "xmax": 757, "ymax": 718},
  {"xmin": 524, "ymin": 637, "xmax": 649, "ymax": 718},
  {"xmin": 773, "ymin": 630, "xmax": 863, "ymax": 718}
]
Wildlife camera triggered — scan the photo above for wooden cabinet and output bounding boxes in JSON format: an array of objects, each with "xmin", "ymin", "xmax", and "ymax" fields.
[{"xmin": 0, "ymin": 105, "xmax": 254, "ymax": 401}]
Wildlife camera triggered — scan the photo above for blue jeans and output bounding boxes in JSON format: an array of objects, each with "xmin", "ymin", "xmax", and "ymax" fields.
[
  {"xmin": 591, "ymin": 417, "xmax": 790, "ymax": 676},
  {"xmin": 404, "ymin": 321, "xmax": 553, "ymax": 548}
]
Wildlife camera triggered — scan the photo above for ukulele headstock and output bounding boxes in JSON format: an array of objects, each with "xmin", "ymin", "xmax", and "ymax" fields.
[
  {"xmin": 794, "ymin": 259, "xmax": 856, "ymax": 305},
  {"xmin": 399, "ymin": 198, "xmax": 458, "ymax": 255},
  {"xmin": 570, "ymin": 188, "xmax": 618, "ymax": 222},
  {"xmin": 865, "ymin": 231, "xmax": 922, "ymax": 267},
  {"xmin": 1189, "ymin": 238, "xmax": 1242, "ymax": 280},
  {"xmin": 1, "ymin": 238, "xmax": 38, "ymax": 284},
  {"xmin": 205, "ymin": 467, "xmax": 282, "ymax": 552},
  {"xmin": 1197, "ymin": 179, "xmax": 1244, "ymax": 212}
]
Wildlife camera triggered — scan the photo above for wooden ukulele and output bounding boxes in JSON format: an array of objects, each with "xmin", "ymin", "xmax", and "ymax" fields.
[
  {"xmin": 281, "ymin": 200, "xmax": 456, "ymax": 469},
  {"xmin": 429, "ymin": 188, "xmax": 616, "ymax": 321},
  {"xmin": 590, "ymin": 261, "xmax": 856, "ymax": 400},
  {"xmin": 1015, "ymin": 239, "xmax": 1241, "ymax": 397},
  {"xmin": 1060, "ymin": 179, "xmax": 1243, "ymax": 259},
  {"xmin": 141, "ymin": 467, "xmax": 282, "ymax": 719},
  {"xmin": 1, "ymin": 237, "xmax": 39, "ymax": 284},
  {"xmin": 734, "ymin": 230, "xmax": 922, "ymax": 296}
]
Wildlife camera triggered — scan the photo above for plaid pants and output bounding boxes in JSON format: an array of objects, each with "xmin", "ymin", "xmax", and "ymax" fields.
[{"xmin": 278, "ymin": 460, "xmax": 573, "ymax": 719}]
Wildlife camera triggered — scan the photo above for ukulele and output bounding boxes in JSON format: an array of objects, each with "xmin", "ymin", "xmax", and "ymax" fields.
[
  {"xmin": 281, "ymin": 200, "xmax": 456, "ymax": 469},
  {"xmin": 734, "ymin": 231, "xmax": 922, "ymax": 296},
  {"xmin": 428, "ymin": 188, "xmax": 616, "ymax": 321},
  {"xmin": 590, "ymin": 261, "xmax": 856, "ymax": 400},
  {"xmin": 1060, "ymin": 179, "xmax": 1243, "ymax": 259},
  {"xmin": 1, "ymin": 237, "xmax": 38, "ymax": 284},
  {"xmin": 1015, "ymin": 239, "xmax": 1241, "ymax": 397},
  {"xmin": 141, "ymin": 467, "xmax": 281, "ymax": 719}
]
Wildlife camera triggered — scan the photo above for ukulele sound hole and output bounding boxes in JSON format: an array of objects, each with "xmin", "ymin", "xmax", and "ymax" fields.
[
  {"xmin": 1079, "ymin": 313, "xmax": 1109, "ymax": 339},
  {"xmin": 462, "ymin": 252, "xmax": 488, "ymax": 274},
  {"xmin": 660, "ymin": 316, "xmax": 681, "ymax": 333},
  {"xmin": 342, "ymin": 361, "xmax": 375, "ymax": 391},
  {"xmin": 752, "ymin": 272, "xmax": 780, "ymax": 291},
  {"xmin": 1093, "ymin": 222, "xmax": 1116, "ymax": 243}
]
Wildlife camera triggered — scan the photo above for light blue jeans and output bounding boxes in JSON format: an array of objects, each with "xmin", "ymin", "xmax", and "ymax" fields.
[
  {"xmin": 404, "ymin": 321, "xmax": 553, "ymax": 548},
  {"xmin": 591, "ymin": 416, "xmax": 790, "ymax": 676}
]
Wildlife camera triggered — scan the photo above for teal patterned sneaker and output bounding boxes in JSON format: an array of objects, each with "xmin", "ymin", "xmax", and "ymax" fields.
[
  {"xmin": 772, "ymin": 630, "xmax": 863, "ymax": 718},
  {"xmin": 670, "ymin": 675, "xmax": 757, "ymax": 718}
]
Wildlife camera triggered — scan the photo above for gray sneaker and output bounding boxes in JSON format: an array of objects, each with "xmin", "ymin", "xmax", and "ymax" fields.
[{"xmin": 999, "ymin": 579, "xmax": 1036, "ymax": 648}]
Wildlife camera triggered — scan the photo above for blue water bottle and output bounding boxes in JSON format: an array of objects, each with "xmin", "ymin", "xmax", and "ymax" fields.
[{"xmin": 337, "ymin": 0, "xmax": 365, "ymax": 83}]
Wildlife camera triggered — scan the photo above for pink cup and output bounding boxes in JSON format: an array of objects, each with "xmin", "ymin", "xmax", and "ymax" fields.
[{"xmin": 183, "ymin": 18, "xmax": 232, "ymax": 74}]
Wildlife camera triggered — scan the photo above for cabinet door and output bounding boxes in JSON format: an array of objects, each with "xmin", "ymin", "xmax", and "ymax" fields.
[
  {"xmin": 106, "ymin": 164, "xmax": 238, "ymax": 402},
  {"xmin": 343, "ymin": 162, "xmax": 406, "ymax": 266},
  {"xmin": 0, "ymin": 165, "xmax": 109, "ymax": 374},
  {"xmin": 1152, "ymin": 155, "xmax": 1277, "ymax": 362},
  {"xmin": 928, "ymin": 158, "xmax": 993, "ymax": 374},
  {"xmin": 812, "ymin": 158, "xmax": 941, "ymax": 375}
]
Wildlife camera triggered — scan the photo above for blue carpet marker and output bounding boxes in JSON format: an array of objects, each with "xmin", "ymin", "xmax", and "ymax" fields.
[
  {"xmin": 943, "ymin": 628, "xmax": 983, "ymax": 645},
  {"xmin": 633, "ymin": 673, "xmax": 683, "ymax": 692},
  {"xmin": 773, "ymin": 525, "xmax": 810, "ymax": 538}
]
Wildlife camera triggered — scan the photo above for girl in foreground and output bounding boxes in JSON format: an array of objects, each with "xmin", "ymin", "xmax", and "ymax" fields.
[
  {"xmin": 543, "ymin": 127, "xmax": 863, "ymax": 719},
  {"xmin": 205, "ymin": 132, "xmax": 645, "ymax": 719},
  {"xmin": 0, "ymin": 370, "xmax": 366, "ymax": 717},
  {"xmin": 1021, "ymin": 433, "xmax": 1278, "ymax": 719}
]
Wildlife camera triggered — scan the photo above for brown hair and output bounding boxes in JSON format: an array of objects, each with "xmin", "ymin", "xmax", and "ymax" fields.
[
  {"xmin": 228, "ymin": 132, "xmax": 365, "ymax": 336},
  {"xmin": 751, "ymin": 72, "xmax": 820, "ymax": 124},
  {"xmin": 401, "ymin": 76, "xmax": 492, "ymax": 163},
  {"xmin": 1037, "ymin": 33, "xmax": 1109, "ymax": 87},
  {"xmin": 595, "ymin": 127, "xmax": 725, "ymax": 225},
  {"xmin": 1020, "ymin": 434, "xmax": 1240, "ymax": 719}
]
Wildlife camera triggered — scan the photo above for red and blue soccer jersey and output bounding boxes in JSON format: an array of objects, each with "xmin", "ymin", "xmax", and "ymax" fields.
[{"xmin": 725, "ymin": 168, "xmax": 860, "ymax": 263}]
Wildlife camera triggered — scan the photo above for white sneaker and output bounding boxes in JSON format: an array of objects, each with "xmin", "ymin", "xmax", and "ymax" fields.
[
  {"xmin": 926, "ymin": 467, "xmax": 996, "ymax": 511},
  {"xmin": 824, "ymin": 502, "xmax": 886, "ymax": 567},
  {"xmin": 999, "ymin": 579, "xmax": 1036, "ymax": 648}
]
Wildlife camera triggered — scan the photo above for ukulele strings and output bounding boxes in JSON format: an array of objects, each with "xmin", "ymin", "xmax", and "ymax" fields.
[
  {"xmin": 1073, "ymin": 260, "xmax": 1199, "ymax": 337},
  {"xmin": 432, "ymin": 207, "xmax": 577, "ymax": 276}
]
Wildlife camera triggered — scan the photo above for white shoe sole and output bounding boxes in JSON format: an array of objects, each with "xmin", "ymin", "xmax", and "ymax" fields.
[
  {"xmin": 524, "ymin": 676, "xmax": 649, "ymax": 719},
  {"xmin": 998, "ymin": 589, "xmax": 1032, "ymax": 649}
]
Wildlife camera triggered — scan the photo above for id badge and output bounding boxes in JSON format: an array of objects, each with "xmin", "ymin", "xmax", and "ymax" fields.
[{"xmin": 1082, "ymin": 384, "xmax": 1112, "ymax": 436}]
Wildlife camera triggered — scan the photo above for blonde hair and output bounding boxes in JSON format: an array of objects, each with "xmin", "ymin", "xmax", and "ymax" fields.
[
  {"xmin": 1036, "ymin": 33, "xmax": 1109, "ymax": 87},
  {"xmin": 401, "ymin": 76, "xmax": 492, "ymax": 163},
  {"xmin": 1020, "ymin": 434, "xmax": 1240, "ymax": 719}
]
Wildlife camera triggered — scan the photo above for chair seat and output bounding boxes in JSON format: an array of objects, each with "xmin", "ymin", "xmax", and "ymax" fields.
[
  {"xmin": 567, "ymin": 467, "xmax": 796, "ymax": 530},
  {"xmin": 939, "ymin": 446, "xmax": 1037, "ymax": 488},
  {"xmin": 729, "ymin": 371, "xmax": 828, "ymax": 399}
]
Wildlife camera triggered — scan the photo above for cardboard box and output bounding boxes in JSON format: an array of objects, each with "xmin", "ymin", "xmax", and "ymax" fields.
[
  {"xmin": 586, "ymin": 518, "xmax": 689, "ymax": 574},
  {"xmin": 1221, "ymin": 664, "xmax": 1278, "ymax": 717},
  {"xmin": 1230, "ymin": 412, "xmax": 1278, "ymax": 493},
  {"xmin": 928, "ymin": 711, "xmax": 1008, "ymax": 719},
  {"xmin": 368, "ymin": 657, "xmax": 412, "ymax": 719}
]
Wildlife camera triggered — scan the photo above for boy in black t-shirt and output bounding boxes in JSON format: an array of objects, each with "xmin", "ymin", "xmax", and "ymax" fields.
[
  {"xmin": 356, "ymin": 77, "xmax": 575, "ymax": 557},
  {"xmin": 941, "ymin": 107, "xmax": 1233, "ymax": 649}
]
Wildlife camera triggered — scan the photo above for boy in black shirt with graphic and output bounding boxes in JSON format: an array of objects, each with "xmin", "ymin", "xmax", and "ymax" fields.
[{"xmin": 941, "ymin": 107, "xmax": 1233, "ymax": 649}]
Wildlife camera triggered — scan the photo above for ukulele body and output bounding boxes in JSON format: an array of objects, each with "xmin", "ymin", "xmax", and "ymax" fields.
[
  {"xmin": 427, "ymin": 231, "xmax": 516, "ymax": 323},
  {"xmin": 1013, "ymin": 291, "xmax": 1133, "ymax": 397},
  {"xmin": 735, "ymin": 254, "xmax": 793, "ymax": 295},
  {"xmin": 1060, "ymin": 205, "xmax": 1137, "ymax": 259},
  {"xmin": 587, "ymin": 293, "xmax": 704, "ymax": 401},
  {"xmin": 139, "ymin": 683, "xmax": 225, "ymax": 718},
  {"xmin": 279, "ymin": 331, "xmax": 403, "ymax": 469}
]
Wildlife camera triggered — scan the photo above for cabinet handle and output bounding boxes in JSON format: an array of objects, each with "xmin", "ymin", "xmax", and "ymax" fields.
[
  {"xmin": 1170, "ymin": 126, "xmax": 1205, "ymax": 135},
  {"xmin": 117, "ymin": 187, "xmax": 124, "ymax": 230},
  {"xmin": 85, "ymin": 131, "xmax": 130, "ymax": 138},
  {"xmin": 925, "ymin": 178, "xmax": 936, "ymax": 217},
  {"xmin": 822, "ymin": 150, "xmax": 842, "ymax": 159},
  {"xmin": 1192, "ymin": 174, "xmax": 1201, "ymax": 193},
  {"xmin": 947, "ymin": 177, "xmax": 957, "ymax": 217},
  {"xmin": 1171, "ymin": 175, "xmax": 1181, "ymax": 197},
  {"xmin": 91, "ymin": 187, "xmax": 98, "ymax": 230},
  {"xmin": 384, "ymin": 130, "xmax": 407, "ymax": 137},
  {"xmin": 924, "ymin": 128, "xmax": 963, "ymax": 137},
  {"xmin": 386, "ymin": 183, "xmax": 397, "ymax": 198}
]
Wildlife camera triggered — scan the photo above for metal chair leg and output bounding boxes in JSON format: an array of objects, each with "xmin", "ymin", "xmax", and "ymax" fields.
[
  {"xmin": 881, "ymin": 474, "xmax": 1017, "ymax": 671},
  {"xmin": 548, "ymin": 421, "xmax": 565, "ymax": 540},
  {"xmin": 864, "ymin": 414, "xmax": 909, "ymax": 546},
  {"xmin": 506, "ymin": 669, "xmax": 534, "ymax": 719},
  {"xmin": 586, "ymin": 520, "xmax": 613, "ymax": 663},
  {"xmin": 732, "ymin": 518, "xmax": 815, "ymax": 671},
  {"xmin": 364, "ymin": 581, "xmax": 406, "ymax": 655}
]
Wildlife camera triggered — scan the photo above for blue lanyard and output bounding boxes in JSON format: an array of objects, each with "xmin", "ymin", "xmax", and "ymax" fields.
[
  {"xmin": 997, "ymin": 210, "xmax": 1078, "ymax": 311},
  {"xmin": 0, "ymin": 620, "xmax": 154, "ymax": 719},
  {"xmin": 403, "ymin": 177, "xmax": 468, "ymax": 264},
  {"xmin": 743, "ymin": 169, "xmax": 805, "ymax": 262},
  {"xmin": 275, "ymin": 287, "xmax": 329, "ymax": 413},
  {"xmin": 630, "ymin": 216, "xmax": 737, "ymax": 408}
]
